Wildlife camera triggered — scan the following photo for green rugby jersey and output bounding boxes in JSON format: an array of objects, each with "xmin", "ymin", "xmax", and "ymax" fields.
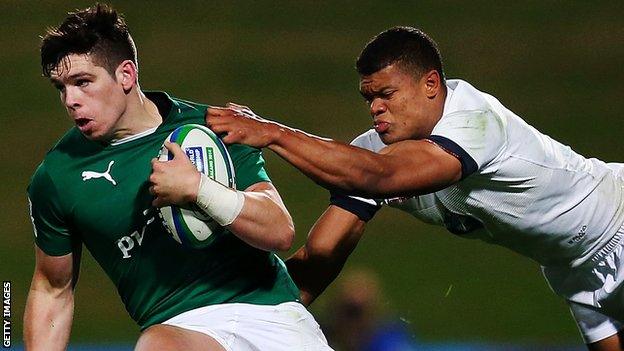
[{"xmin": 27, "ymin": 92, "xmax": 300, "ymax": 328}]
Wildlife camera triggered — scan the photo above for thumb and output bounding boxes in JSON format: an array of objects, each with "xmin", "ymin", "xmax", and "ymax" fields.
[{"xmin": 164, "ymin": 141, "xmax": 186, "ymax": 159}]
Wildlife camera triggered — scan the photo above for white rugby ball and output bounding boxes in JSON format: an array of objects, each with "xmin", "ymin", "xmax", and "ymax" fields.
[{"xmin": 157, "ymin": 124, "xmax": 235, "ymax": 249}]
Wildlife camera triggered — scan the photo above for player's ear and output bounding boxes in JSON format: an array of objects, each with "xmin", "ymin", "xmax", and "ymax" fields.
[
  {"xmin": 116, "ymin": 60, "xmax": 138, "ymax": 93},
  {"xmin": 423, "ymin": 69, "xmax": 441, "ymax": 99}
]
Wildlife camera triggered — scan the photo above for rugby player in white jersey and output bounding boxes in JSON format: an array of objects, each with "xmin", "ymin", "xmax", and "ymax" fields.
[{"xmin": 205, "ymin": 27, "xmax": 624, "ymax": 350}]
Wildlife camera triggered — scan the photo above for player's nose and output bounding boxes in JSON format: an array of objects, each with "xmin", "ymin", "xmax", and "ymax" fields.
[
  {"xmin": 370, "ymin": 98, "xmax": 387, "ymax": 117},
  {"xmin": 63, "ymin": 86, "xmax": 82, "ymax": 110}
]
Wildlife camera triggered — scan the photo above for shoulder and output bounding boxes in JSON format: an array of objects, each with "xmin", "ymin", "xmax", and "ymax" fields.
[
  {"xmin": 434, "ymin": 109, "xmax": 506, "ymax": 138},
  {"xmin": 431, "ymin": 80, "xmax": 510, "ymax": 172},
  {"xmin": 444, "ymin": 79, "xmax": 507, "ymax": 119},
  {"xmin": 167, "ymin": 96, "xmax": 209, "ymax": 125},
  {"xmin": 28, "ymin": 158, "xmax": 64, "ymax": 211},
  {"xmin": 174, "ymin": 97, "xmax": 208, "ymax": 114},
  {"xmin": 29, "ymin": 160, "xmax": 53, "ymax": 191},
  {"xmin": 437, "ymin": 79, "xmax": 508, "ymax": 141}
]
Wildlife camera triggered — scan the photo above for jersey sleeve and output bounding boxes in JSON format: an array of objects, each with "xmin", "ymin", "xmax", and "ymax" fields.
[
  {"xmin": 27, "ymin": 163, "xmax": 74, "ymax": 256},
  {"xmin": 227, "ymin": 144, "xmax": 271, "ymax": 190},
  {"xmin": 329, "ymin": 191, "xmax": 380, "ymax": 222},
  {"xmin": 427, "ymin": 109, "xmax": 506, "ymax": 178}
]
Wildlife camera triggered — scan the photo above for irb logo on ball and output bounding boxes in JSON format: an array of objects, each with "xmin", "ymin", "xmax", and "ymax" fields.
[
  {"xmin": 185, "ymin": 146, "xmax": 216, "ymax": 178},
  {"xmin": 158, "ymin": 124, "xmax": 235, "ymax": 249}
]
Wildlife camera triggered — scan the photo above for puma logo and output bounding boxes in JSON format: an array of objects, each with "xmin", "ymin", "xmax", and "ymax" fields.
[{"xmin": 82, "ymin": 160, "xmax": 117, "ymax": 186}]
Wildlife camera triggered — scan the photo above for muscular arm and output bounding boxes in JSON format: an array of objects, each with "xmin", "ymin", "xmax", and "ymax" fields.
[
  {"xmin": 150, "ymin": 143, "xmax": 294, "ymax": 251},
  {"xmin": 24, "ymin": 246, "xmax": 80, "ymax": 350},
  {"xmin": 269, "ymin": 129, "xmax": 460, "ymax": 198},
  {"xmin": 286, "ymin": 205, "xmax": 366, "ymax": 306},
  {"xmin": 207, "ymin": 106, "xmax": 462, "ymax": 198}
]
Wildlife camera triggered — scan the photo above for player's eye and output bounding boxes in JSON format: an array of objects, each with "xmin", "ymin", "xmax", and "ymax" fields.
[
  {"xmin": 381, "ymin": 90, "xmax": 394, "ymax": 99},
  {"xmin": 76, "ymin": 79, "xmax": 90, "ymax": 87},
  {"xmin": 54, "ymin": 84, "xmax": 65, "ymax": 92}
]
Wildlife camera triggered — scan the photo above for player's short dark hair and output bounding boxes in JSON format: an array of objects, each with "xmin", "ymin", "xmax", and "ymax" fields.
[
  {"xmin": 356, "ymin": 26, "xmax": 444, "ymax": 81},
  {"xmin": 40, "ymin": 3, "xmax": 137, "ymax": 78}
]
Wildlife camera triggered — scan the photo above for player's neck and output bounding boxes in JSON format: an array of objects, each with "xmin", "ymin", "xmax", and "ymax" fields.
[{"xmin": 110, "ymin": 87, "xmax": 163, "ymax": 141}]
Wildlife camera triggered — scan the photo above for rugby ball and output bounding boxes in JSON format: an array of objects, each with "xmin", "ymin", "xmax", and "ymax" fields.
[{"xmin": 157, "ymin": 124, "xmax": 236, "ymax": 249}]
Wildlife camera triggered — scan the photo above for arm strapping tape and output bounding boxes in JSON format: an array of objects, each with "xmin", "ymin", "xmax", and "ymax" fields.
[{"xmin": 195, "ymin": 174, "xmax": 245, "ymax": 226}]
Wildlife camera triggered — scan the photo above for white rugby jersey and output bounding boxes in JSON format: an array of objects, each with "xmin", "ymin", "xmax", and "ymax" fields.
[{"xmin": 332, "ymin": 79, "xmax": 624, "ymax": 267}]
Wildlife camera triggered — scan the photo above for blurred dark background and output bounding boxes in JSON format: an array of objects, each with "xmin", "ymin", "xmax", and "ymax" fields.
[{"xmin": 1, "ymin": 0, "xmax": 623, "ymax": 349}]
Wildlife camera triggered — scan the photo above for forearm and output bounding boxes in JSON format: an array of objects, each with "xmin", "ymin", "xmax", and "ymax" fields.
[
  {"xmin": 227, "ymin": 190, "xmax": 294, "ymax": 251},
  {"xmin": 287, "ymin": 245, "xmax": 348, "ymax": 306},
  {"xmin": 267, "ymin": 124, "xmax": 386, "ymax": 196},
  {"xmin": 24, "ymin": 288, "xmax": 74, "ymax": 350},
  {"xmin": 286, "ymin": 206, "xmax": 366, "ymax": 305},
  {"xmin": 195, "ymin": 177, "xmax": 294, "ymax": 252}
]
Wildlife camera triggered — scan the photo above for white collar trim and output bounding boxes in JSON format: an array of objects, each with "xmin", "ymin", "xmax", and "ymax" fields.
[{"xmin": 110, "ymin": 126, "xmax": 158, "ymax": 146}]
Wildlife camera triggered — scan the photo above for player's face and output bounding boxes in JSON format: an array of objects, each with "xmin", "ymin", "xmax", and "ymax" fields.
[
  {"xmin": 359, "ymin": 64, "xmax": 444, "ymax": 144},
  {"xmin": 50, "ymin": 54, "xmax": 128, "ymax": 142}
]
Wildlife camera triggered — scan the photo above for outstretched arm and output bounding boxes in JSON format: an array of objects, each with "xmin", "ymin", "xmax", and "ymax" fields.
[
  {"xmin": 286, "ymin": 205, "xmax": 367, "ymax": 306},
  {"xmin": 206, "ymin": 105, "xmax": 462, "ymax": 198},
  {"xmin": 149, "ymin": 142, "xmax": 294, "ymax": 251},
  {"xmin": 24, "ymin": 246, "xmax": 80, "ymax": 350}
]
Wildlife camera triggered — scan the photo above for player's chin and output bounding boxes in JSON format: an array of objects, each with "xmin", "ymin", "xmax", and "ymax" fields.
[
  {"xmin": 81, "ymin": 131, "xmax": 102, "ymax": 141},
  {"xmin": 81, "ymin": 128, "xmax": 110, "ymax": 143},
  {"xmin": 379, "ymin": 132, "xmax": 401, "ymax": 145}
]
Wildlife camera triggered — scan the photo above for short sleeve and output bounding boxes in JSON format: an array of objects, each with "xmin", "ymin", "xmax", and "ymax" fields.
[
  {"xmin": 27, "ymin": 163, "xmax": 74, "ymax": 256},
  {"xmin": 227, "ymin": 144, "xmax": 271, "ymax": 190},
  {"xmin": 329, "ymin": 191, "xmax": 380, "ymax": 222},
  {"xmin": 428, "ymin": 109, "xmax": 506, "ymax": 177}
]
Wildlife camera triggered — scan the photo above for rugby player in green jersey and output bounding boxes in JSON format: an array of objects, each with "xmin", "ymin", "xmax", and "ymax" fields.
[{"xmin": 24, "ymin": 4, "xmax": 331, "ymax": 350}]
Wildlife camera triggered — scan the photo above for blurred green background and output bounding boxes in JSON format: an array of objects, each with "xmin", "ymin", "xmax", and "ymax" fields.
[{"xmin": 1, "ymin": 0, "xmax": 623, "ymax": 348}]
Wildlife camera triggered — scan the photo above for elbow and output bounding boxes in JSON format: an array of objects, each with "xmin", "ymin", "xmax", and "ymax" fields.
[
  {"xmin": 277, "ymin": 230, "xmax": 294, "ymax": 252},
  {"xmin": 305, "ymin": 237, "xmax": 339, "ymax": 262},
  {"xmin": 273, "ymin": 216, "xmax": 295, "ymax": 252},
  {"xmin": 273, "ymin": 227, "xmax": 294, "ymax": 252}
]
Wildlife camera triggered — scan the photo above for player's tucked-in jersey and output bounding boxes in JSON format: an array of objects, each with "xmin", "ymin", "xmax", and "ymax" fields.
[
  {"xmin": 334, "ymin": 79, "xmax": 624, "ymax": 268},
  {"xmin": 28, "ymin": 92, "xmax": 299, "ymax": 329}
]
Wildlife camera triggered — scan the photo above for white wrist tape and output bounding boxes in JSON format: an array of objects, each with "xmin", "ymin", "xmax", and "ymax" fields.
[{"xmin": 196, "ymin": 174, "xmax": 245, "ymax": 226}]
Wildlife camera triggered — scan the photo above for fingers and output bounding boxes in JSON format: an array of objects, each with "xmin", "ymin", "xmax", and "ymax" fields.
[
  {"xmin": 220, "ymin": 133, "xmax": 238, "ymax": 145},
  {"xmin": 164, "ymin": 141, "xmax": 186, "ymax": 159},
  {"xmin": 207, "ymin": 104, "xmax": 251, "ymax": 118},
  {"xmin": 226, "ymin": 102, "xmax": 256, "ymax": 118},
  {"xmin": 226, "ymin": 102, "xmax": 250, "ymax": 111},
  {"xmin": 206, "ymin": 106, "xmax": 232, "ymax": 117},
  {"xmin": 205, "ymin": 107, "xmax": 231, "ymax": 128},
  {"xmin": 149, "ymin": 184, "xmax": 161, "ymax": 207},
  {"xmin": 205, "ymin": 111, "xmax": 234, "ymax": 140},
  {"xmin": 207, "ymin": 122, "xmax": 230, "ymax": 135}
]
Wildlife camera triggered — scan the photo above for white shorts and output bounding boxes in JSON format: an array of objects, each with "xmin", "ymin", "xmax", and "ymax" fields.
[
  {"xmin": 543, "ymin": 229, "xmax": 624, "ymax": 344},
  {"xmin": 161, "ymin": 302, "xmax": 333, "ymax": 351}
]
